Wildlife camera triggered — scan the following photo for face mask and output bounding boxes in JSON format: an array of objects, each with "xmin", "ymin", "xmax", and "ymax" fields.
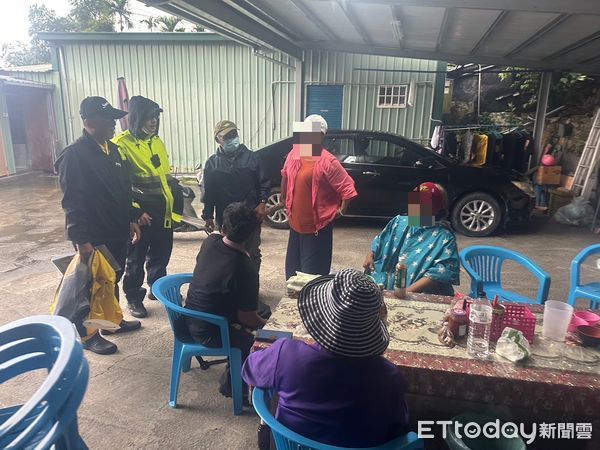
[{"xmin": 222, "ymin": 136, "xmax": 240, "ymax": 154}]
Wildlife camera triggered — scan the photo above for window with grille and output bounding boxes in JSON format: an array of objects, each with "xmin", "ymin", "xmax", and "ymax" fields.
[{"xmin": 377, "ymin": 85, "xmax": 408, "ymax": 108}]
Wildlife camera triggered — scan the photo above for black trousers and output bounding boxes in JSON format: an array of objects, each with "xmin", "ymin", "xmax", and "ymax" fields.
[
  {"xmin": 123, "ymin": 224, "xmax": 173, "ymax": 304},
  {"xmin": 285, "ymin": 223, "xmax": 333, "ymax": 280}
]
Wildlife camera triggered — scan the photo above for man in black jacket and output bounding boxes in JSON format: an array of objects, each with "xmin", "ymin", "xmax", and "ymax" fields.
[
  {"xmin": 55, "ymin": 96, "xmax": 142, "ymax": 355},
  {"xmin": 202, "ymin": 120, "xmax": 270, "ymax": 272}
]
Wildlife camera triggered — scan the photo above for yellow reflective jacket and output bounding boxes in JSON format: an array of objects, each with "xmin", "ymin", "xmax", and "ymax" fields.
[
  {"xmin": 51, "ymin": 250, "xmax": 123, "ymax": 337},
  {"xmin": 112, "ymin": 130, "xmax": 181, "ymax": 228}
]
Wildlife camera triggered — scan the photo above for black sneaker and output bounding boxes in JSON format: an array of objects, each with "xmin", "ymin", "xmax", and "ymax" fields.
[
  {"xmin": 82, "ymin": 332, "xmax": 117, "ymax": 355},
  {"xmin": 103, "ymin": 319, "xmax": 141, "ymax": 335},
  {"xmin": 148, "ymin": 289, "xmax": 157, "ymax": 301},
  {"xmin": 128, "ymin": 302, "xmax": 148, "ymax": 318}
]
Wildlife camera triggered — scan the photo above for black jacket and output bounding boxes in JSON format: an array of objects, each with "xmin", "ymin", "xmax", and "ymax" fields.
[
  {"xmin": 55, "ymin": 131, "xmax": 138, "ymax": 245},
  {"xmin": 201, "ymin": 144, "xmax": 270, "ymax": 225}
]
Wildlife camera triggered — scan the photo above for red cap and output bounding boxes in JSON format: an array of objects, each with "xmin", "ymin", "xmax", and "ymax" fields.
[{"xmin": 415, "ymin": 182, "xmax": 445, "ymax": 217}]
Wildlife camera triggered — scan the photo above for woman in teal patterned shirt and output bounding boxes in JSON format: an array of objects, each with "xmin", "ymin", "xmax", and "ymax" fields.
[{"xmin": 363, "ymin": 182, "xmax": 459, "ymax": 296}]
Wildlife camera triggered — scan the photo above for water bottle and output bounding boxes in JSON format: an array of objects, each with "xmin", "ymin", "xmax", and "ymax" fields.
[
  {"xmin": 467, "ymin": 291, "xmax": 493, "ymax": 358},
  {"xmin": 394, "ymin": 257, "xmax": 407, "ymax": 299}
]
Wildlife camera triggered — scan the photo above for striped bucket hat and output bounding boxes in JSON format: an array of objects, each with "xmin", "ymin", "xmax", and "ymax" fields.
[{"xmin": 298, "ymin": 269, "xmax": 389, "ymax": 358}]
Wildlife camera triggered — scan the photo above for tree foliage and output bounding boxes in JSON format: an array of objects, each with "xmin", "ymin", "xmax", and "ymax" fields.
[
  {"xmin": 69, "ymin": 0, "xmax": 115, "ymax": 32},
  {"xmin": 499, "ymin": 69, "xmax": 590, "ymax": 111},
  {"xmin": 157, "ymin": 16, "xmax": 185, "ymax": 32},
  {"xmin": 108, "ymin": 0, "xmax": 134, "ymax": 32}
]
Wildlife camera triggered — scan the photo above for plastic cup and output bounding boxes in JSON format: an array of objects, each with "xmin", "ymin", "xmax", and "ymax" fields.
[{"xmin": 542, "ymin": 300, "xmax": 574, "ymax": 342}]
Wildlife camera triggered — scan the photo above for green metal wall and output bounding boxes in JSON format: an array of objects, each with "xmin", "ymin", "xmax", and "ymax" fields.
[
  {"xmin": 8, "ymin": 36, "xmax": 443, "ymax": 173},
  {"xmin": 305, "ymin": 50, "xmax": 442, "ymax": 145},
  {"xmin": 60, "ymin": 41, "xmax": 296, "ymax": 172}
]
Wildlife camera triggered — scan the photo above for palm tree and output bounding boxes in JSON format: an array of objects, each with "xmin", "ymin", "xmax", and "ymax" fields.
[
  {"xmin": 157, "ymin": 16, "xmax": 185, "ymax": 32},
  {"xmin": 141, "ymin": 16, "xmax": 158, "ymax": 32},
  {"xmin": 108, "ymin": 0, "xmax": 133, "ymax": 32}
]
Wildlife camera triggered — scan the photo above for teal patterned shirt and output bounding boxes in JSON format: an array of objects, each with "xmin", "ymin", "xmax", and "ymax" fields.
[{"xmin": 370, "ymin": 216, "xmax": 459, "ymax": 292}]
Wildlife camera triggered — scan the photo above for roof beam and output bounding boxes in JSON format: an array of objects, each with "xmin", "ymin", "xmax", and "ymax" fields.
[
  {"xmin": 435, "ymin": 9, "xmax": 452, "ymax": 53},
  {"xmin": 226, "ymin": 0, "xmax": 302, "ymax": 42},
  {"xmin": 504, "ymin": 13, "xmax": 570, "ymax": 57},
  {"xmin": 288, "ymin": 0, "xmax": 340, "ymax": 43},
  {"xmin": 390, "ymin": 5, "xmax": 406, "ymax": 49},
  {"xmin": 306, "ymin": 41, "xmax": 600, "ymax": 73},
  {"xmin": 543, "ymin": 30, "xmax": 600, "ymax": 61},
  {"xmin": 335, "ymin": 0, "xmax": 373, "ymax": 46},
  {"xmin": 470, "ymin": 10, "xmax": 509, "ymax": 55},
  {"xmin": 318, "ymin": 0, "xmax": 600, "ymax": 15},
  {"xmin": 247, "ymin": 0, "xmax": 308, "ymax": 42},
  {"xmin": 145, "ymin": 0, "xmax": 303, "ymax": 58}
]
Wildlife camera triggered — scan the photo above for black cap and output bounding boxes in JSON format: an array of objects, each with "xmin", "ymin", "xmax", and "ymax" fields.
[{"xmin": 80, "ymin": 96, "xmax": 127, "ymax": 120}]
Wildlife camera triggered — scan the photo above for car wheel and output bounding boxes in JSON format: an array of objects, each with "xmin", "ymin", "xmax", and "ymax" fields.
[
  {"xmin": 265, "ymin": 190, "xmax": 289, "ymax": 229},
  {"xmin": 451, "ymin": 192, "xmax": 502, "ymax": 237}
]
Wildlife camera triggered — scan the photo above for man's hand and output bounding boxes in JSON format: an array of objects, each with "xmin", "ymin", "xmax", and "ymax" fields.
[
  {"xmin": 130, "ymin": 222, "xmax": 141, "ymax": 245},
  {"xmin": 255, "ymin": 202, "xmax": 267, "ymax": 221},
  {"xmin": 362, "ymin": 251, "xmax": 375, "ymax": 272},
  {"xmin": 138, "ymin": 212, "xmax": 152, "ymax": 226},
  {"xmin": 336, "ymin": 208, "xmax": 344, "ymax": 219},
  {"xmin": 77, "ymin": 242, "xmax": 94, "ymax": 262},
  {"xmin": 265, "ymin": 202, "xmax": 284, "ymax": 215},
  {"xmin": 204, "ymin": 218, "xmax": 215, "ymax": 233}
]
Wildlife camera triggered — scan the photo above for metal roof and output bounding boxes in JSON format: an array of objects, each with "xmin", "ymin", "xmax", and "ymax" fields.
[
  {"xmin": 144, "ymin": 0, "xmax": 600, "ymax": 72},
  {"xmin": 0, "ymin": 75, "xmax": 54, "ymax": 90},
  {"xmin": 1, "ymin": 64, "xmax": 53, "ymax": 73}
]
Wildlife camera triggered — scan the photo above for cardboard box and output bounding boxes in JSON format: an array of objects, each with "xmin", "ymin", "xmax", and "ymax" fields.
[
  {"xmin": 536, "ymin": 166, "xmax": 562, "ymax": 185},
  {"xmin": 560, "ymin": 175, "xmax": 574, "ymax": 190}
]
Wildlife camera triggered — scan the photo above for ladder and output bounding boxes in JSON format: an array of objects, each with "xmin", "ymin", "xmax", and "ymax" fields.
[{"xmin": 572, "ymin": 108, "xmax": 600, "ymax": 200}]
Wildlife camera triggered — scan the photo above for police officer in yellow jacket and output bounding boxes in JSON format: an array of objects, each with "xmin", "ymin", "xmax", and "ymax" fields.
[{"xmin": 113, "ymin": 96, "xmax": 182, "ymax": 318}]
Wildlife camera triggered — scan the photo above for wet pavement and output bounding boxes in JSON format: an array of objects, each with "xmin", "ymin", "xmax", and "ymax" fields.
[{"xmin": 0, "ymin": 173, "xmax": 598, "ymax": 449}]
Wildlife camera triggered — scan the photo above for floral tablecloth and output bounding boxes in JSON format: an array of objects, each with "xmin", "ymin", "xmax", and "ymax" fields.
[{"xmin": 254, "ymin": 293, "xmax": 600, "ymax": 418}]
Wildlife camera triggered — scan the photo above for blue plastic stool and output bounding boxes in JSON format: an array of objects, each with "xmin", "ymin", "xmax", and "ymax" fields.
[
  {"xmin": 0, "ymin": 315, "xmax": 89, "ymax": 449},
  {"xmin": 460, "ymin": 245, "xmax": 550, "ymax": 304},
  {"xmin": 152, "ymin": 274, "xmax": 244, "ymax": 415},
  {"xmin": 568, "ymin": 244, "xmax": 600, "ymax": 309},
  {"xmin": 251, "ymin": 388, "xmax": 424, "ymax": 450}
]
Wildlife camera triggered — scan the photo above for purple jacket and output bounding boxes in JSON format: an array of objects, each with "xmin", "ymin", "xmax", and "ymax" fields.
[{"xmin": 242, "ymin": 338, "xmax": 409, "ymax": 447}]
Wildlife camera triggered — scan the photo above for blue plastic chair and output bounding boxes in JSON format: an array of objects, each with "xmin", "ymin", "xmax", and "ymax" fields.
[
  {"xmin": 152, "ymin": 274, "xmax": 243, "ymax": 415},
  {"xmin": 251, "ymin": 388, "xmax": 424, "ymax": 450},
  {"xmin": 460, "ymin": 245, "xmax": 551, "ymax": 304},
  {"xmin": 0, "ymin": 315, "xmax": 89, "ymax": 449},
  {"xmin": 568, "ymin": 244, "xmax": 600, "ymax": 309}
]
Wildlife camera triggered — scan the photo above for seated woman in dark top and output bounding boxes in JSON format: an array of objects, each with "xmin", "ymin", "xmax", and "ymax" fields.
[
  {"xmin": 242, "ymin": 269, "xmax": 409, "ymax": 448},
  {"xmin": 185, "ymin": 202, "xmax": 267, "ymax": 400}
]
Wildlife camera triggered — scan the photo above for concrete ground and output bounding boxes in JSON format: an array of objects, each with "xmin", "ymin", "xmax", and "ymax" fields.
[{"xmin": 0, "ymin": 173, "xmax": 598, "ymax": 449}]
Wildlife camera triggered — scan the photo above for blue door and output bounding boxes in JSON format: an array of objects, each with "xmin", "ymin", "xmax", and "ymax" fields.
[{"xmin": 306, "ymin": 85, "xmax": 343, "ymax": 130}]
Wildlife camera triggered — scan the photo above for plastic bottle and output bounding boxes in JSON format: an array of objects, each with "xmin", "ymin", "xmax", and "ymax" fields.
[
  {"xmin": 394, "ymin": 256, "xmax": 407, "ymax": 299},
  {"xmin": 467, "ymin": 291, "xmax": 493, "ymax": 358}
]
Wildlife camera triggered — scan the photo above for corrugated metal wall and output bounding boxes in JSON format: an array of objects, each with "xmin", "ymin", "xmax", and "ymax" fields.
[
  {"xmin": 6, "ymin": 38, "xmax": 443, "ymax": 172},
  {"xmin": 60, "ymin": 41, "xmax": 296, "ymax": 172},
  {"xmin": 304, "ymin": 50, "xmax": 440, "ymax": 144}
]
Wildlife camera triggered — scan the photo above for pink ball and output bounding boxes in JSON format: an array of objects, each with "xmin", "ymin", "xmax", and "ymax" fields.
[{"xmin": 541, "ymin": 155, "xmax": 556, "ymax": 166}]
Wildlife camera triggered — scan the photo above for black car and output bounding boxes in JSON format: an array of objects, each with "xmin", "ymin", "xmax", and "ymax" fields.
[{"xmin": 255, "ymin": 130, "xmax": 534, "ymax": 237}]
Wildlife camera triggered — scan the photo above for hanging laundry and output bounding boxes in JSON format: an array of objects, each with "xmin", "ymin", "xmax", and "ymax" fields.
[{"xmin": 472, "ymin": 134, "xmax": 488, "ymax": 166}]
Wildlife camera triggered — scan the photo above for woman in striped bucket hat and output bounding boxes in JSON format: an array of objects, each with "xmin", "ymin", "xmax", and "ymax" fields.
[
  {"xmin": 242, "ymin": 269, "xmax": 409, "ymax": 447},
  {"xmin": 298, "ymin": 268, "xmax": 390, "ymax": 357}
]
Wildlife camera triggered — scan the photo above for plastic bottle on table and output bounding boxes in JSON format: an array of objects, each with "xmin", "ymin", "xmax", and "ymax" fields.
[
  {"xmin": 467, "ymin": 291, "xmax": 493, "ymax": 358},
  {"xmin": 394, "ymin": 256, "xmax": 407, "ymax": 299}
]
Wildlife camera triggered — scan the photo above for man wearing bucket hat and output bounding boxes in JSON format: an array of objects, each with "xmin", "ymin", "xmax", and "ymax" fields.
[
  {"xmin": 201, "ymin": 120, "xmax": 270, "ymax": 272},
  {"xmin": 363, "ymin": 182, "xmax": 460, "ymax": 296},
  {"xmin": 242, "ymin": 269, "xmax": 409, "ymax": 447}
]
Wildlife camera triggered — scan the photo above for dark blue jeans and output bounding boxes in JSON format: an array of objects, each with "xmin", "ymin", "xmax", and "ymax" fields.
[{"xmin": 285, "ymin": 223, "xmax": 333, "ymax": 280}]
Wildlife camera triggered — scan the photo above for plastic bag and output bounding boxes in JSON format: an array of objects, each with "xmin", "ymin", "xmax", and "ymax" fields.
[
  {"xmin": 50, "ymin": 254, "xmax": 92, "ymax": 325},
  {"xmin": 554, "ymin": 196, "xmax": 594, "ymax": 226},
  {"xmin": 496, "ymin": 327, "xmax": 530, "ymax": 362}
]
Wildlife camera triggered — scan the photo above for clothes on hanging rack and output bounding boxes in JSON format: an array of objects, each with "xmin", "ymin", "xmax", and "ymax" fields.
[{"xmin": 430, "ymin": 125, "xmax": 533, "ymax": 173}]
